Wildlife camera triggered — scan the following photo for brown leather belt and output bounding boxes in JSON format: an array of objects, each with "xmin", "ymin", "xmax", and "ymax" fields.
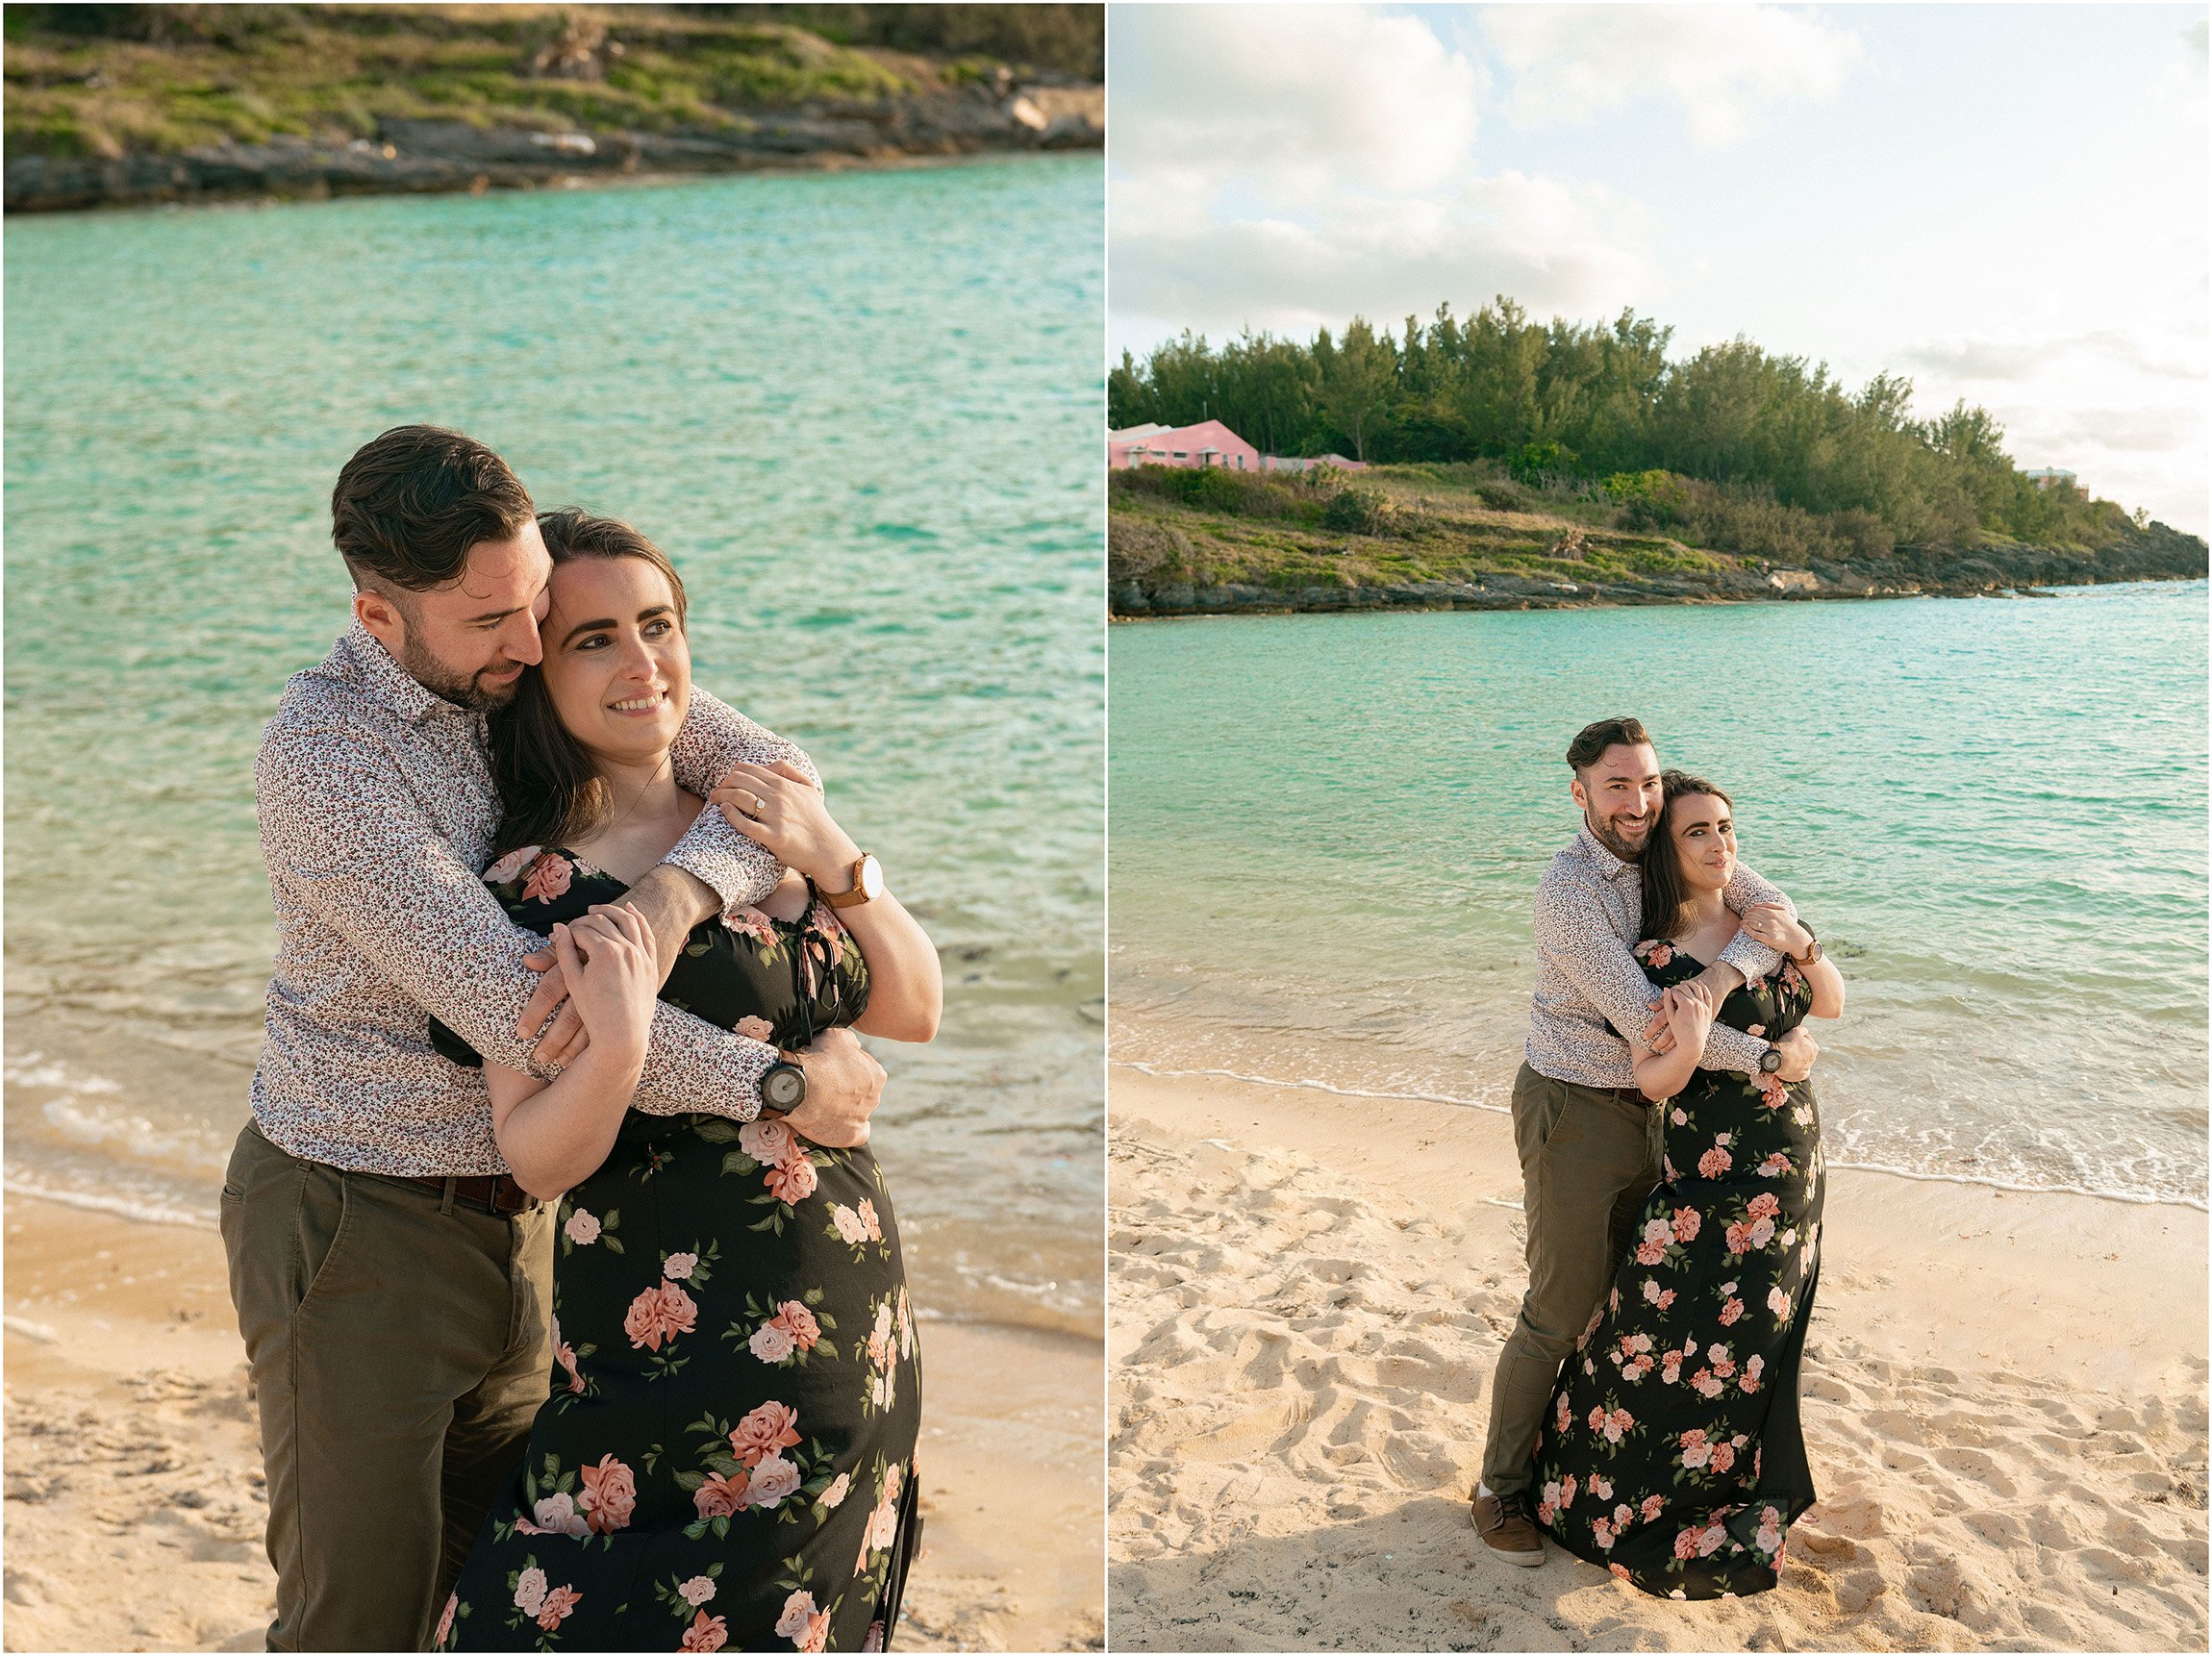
[
  {"xmin": 400, "ymin": 1173, "xmax": 539, "ymax": 1216},
  {"xmin": 1597, "ymin": 1085, "xmax": 1659, "ymax": 1109}
]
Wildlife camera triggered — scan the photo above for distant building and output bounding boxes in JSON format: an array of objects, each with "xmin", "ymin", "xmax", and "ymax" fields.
[
  {"xmin": 1108, "ymin": 418, "xmax": 1366, "ymax": 473},
  {"xmin": 2022, "ymin": 467, "xmax": 2078, "ymax": 491}
]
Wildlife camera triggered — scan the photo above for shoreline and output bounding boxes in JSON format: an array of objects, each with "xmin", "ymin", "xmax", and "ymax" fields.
[
  {"xmin": 1113, "ymin": 1060, "xmax": 2212, "ymax": 1216},
  {"xmin": 1108, "ymin": 568, "xmax": 2204, "ymax": 621},
  {"xmin": 4, "ymin": 1190, "xmax": 1104, "ymax": 1653},
  {"xmin": 1107, "ymin": 1066, "xmax": 2209, "ymax": 1651},
  {"xmin": 5, "ymin": 142, "xmax": 1095, "ymax": 222}
]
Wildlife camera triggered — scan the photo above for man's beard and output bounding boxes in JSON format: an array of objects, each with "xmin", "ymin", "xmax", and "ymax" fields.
[
  {"xmin": 397, "ymin": 634, "xmax": 523, "ymax": 713},
  {"xmin": 1587, "ymin": 811, "xmax": 1649, "ymax": 862}
]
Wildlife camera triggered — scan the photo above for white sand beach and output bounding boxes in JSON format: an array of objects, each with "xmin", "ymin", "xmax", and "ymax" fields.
[
  {"xmin": 1108, "ymin": 1066, "xmax": 2208, "ymax": 1651},
  {"xmin": 3, "ymin": 1192, "xmax": 1103, "ymax": 1654}
]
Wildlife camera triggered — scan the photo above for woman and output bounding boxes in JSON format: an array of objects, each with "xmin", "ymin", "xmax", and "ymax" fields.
[
  {"xmin": 1528, "ymin": 770, "xmax": 1843, "ymax": 1599},
  {"xmin": 433, "ymin": 510, "xmax": 942, "ymax": 1652}
]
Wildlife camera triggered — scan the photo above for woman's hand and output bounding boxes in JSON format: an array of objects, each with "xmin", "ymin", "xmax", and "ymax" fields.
[
  {"xmin": 549, "ymin": 903, "xmax": 658, "ymax": 1072},
  {"xmin": 1664, "ymin": 979, "xmax": 1718, "ymax": 1054},
  {"xmin": 1739, "ymin": 902, "xmax": 1813, "ymax": 959},
  {"xmin": 711, "ymin": 759, "xmax": 862, "ymax": 886}
]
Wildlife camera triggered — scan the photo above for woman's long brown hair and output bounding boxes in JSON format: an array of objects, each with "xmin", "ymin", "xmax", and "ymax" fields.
[
  {"xmin": 486, "ymin": 508, "xmax": 691, "ymax": 858},
  {"xmin": 1638, "ymin": 769, "xmax": 1735, "ymax": 943}
]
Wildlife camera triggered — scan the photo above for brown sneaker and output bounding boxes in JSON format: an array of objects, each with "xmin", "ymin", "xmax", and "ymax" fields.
[{"xmin": 1470, "ymin": 1487, "xmax": 1545, "ymax": 1567}]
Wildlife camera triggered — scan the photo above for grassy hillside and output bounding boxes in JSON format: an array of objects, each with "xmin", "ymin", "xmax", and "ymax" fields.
[
  {"xmin": 4, "ymin": 3, "xmax": 1099, "ymax": 161},
  {"xmin": 1109, "ymin": 462, "xmax": 2209, "ymax": 615}
]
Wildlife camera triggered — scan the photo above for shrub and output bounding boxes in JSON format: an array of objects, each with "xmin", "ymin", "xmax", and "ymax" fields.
[
  {"xmin": 1509, "ymin": 439, "xmax": 1578, "ymax": 486},
  {"xmin": 1320, "ymin": 487, "xmax": 1386, "ymax": 534}
]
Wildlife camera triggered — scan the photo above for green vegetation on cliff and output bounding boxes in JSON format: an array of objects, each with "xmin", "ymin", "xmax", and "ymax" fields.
[
  {"xmin": 1109, "ymin": 299, "xmax": 2177, "ymax": 562},
  {"xmin": 4, "ymin": 3, "xmax": 1101, "ymax": 160},
  {"xmin": 1108, "ymin": 460, "xmax": 2208, "ymax": 615}
]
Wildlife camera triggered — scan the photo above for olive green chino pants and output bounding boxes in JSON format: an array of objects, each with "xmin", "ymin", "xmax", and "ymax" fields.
[
  {"xmin": 1478, "ymin": 1063, "xmax": 1665, "ymax": 1499},
  {"xmin": 220, "ymin": 1122, "xmax": 555, "ymax": 1652}
]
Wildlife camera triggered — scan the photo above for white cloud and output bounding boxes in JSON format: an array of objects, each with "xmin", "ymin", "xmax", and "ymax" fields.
[
  {"xmin": 1110, "ymin": 5, "xmax": 1483, "ymax": 199},
  {"xmin": 1901, "ymin": 329, "xmax": 2207, "ymax": 386},
  {"xmin": 1480, "ymin": 3, "xmax": 1862, "ymax": 148},
  {"xmin": 1112, "ymin": 169, "xmax": 1659, "ymax": 342},
  {"xmin": 1109, "ymin": 5, "xmax": 1654, "ymax": 346}
]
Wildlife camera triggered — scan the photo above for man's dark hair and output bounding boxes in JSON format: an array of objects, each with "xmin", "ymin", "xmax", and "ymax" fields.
[
  {"xmin": 1566, "ymin": 715, "xmax": 1653, "ymax": 774},
  {"xmin": 331, "ymin": 425, "xmax": 534, "ymax": 593}
]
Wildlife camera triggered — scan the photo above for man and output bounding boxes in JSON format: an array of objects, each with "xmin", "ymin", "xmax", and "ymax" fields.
[
  {"xmin": 1470, "ymin": 715, "xmax": 1817, "ymax": 1566},
  {"xmin": 220, "ymin": 426, "xmax": 885, "ymax": 1650}
]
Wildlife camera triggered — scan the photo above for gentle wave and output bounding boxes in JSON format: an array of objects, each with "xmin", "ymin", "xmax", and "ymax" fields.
[
  {"xmin": 1109, "ymin": 1061, "xmax": 2209, "ymax": 1215},
  {"xmin": 3, "ymin": 1173, "xmax": 219, "ymax": 1231}
]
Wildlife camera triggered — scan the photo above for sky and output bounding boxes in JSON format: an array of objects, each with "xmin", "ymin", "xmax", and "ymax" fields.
[{"xmin": 1108, "ymin": 4, "xmax": 2210, "ymax": 534}]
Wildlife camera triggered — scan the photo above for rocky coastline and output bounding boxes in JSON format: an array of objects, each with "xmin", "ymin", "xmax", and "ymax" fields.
[
  {"xmin": 1110, "ymin": 518, "xmax": 2209, "ymax": 618},
  {"xmin": 6, "ymin": 82, "xmax": 1101, "ymax": 214}
]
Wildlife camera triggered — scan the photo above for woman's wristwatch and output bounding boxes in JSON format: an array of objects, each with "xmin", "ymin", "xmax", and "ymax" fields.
[
  {"xmin": 821, "ymin": 852, "xmax": 883, "ymax": 910},
  {"xmin": 1791, "ymin": 922, "xmax": 1822, "ymax": 965}
]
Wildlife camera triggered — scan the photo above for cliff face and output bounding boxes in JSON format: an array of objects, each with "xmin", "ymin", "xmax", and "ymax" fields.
[
  {"xmin": 1109, "ymin": 489, "xmax": 2209, "ymax": 617},
  {"xmin": 5, "ymin": 86, "xmax": 1101, "ymax": 212}
]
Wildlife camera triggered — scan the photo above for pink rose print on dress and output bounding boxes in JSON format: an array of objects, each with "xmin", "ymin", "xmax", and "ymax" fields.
[
  {"xmin": 514, "ymin": 1568, "xmax": 548, "ymax": 1617},
  {"xmin": 1640, "ymin": 1493, "xmax": 1666, "ymax": 1523},
  {"xmin": 1741, "ymin": 1354, "xmax": 1765, "ymax": 1393},
  {"xmin": 1769, "ymin": 1285, "xmax": 1793, "ymax": 1319},
  {"xmin": 751, "ymin": 1317, "xmax": 798, "ymax": 1364},
  {"xmin": 832, "ymin": 1204, "xmax": 867, "ymax": 1244},
  {"xmin": 819, "ymin": 1471, "xmax": 852, "ymax": 1511},
  {"xmin": 858, "ymin": 1199, "xmax": 883, "ymax": 1242},
  {"xmin": 766, "ymin": 1158, "xmax": 819, "ymax": 1205},
  {"xmin": 722, "ymin": 905, "xmax": 777, "ymax": 944},
  {"xmin": 1679, "ymin": 1428, "xmax": 1713, "ymax": 1469},
  {"xmin": 736, "ymin": 1015, "xmax": 776, "ymax": 1041},
  {"xmin": 532, "ymin": 1491, "xmax": 591, "ymax": 1539},
  {"xmin": 1720, "ymin": 1296, "xmax": 1745, "ymax": 1327},
  {"xmin": 436, "ymin": 1593, "xmax": 458, "ymax": 1647},
  {"xmin": 564, "ymin": 1208, "xmax": 601, "ymax": 1246},
  {"xmin": 1556, "ymin": 1393, "xmax": 1573, "ymax": 1433},
  {"xmin": 1697, "ymin": 1144, "xmax": 1733, "ymax": 1179},
  {"xmin": 537, "ymin": 1586, "xmax": 581, "ymax": 1632},
  {"xmin": 1709, "ymin": 1442, "xmax": 1737, "ymax": 1474},
  {"xmin": 775, "ymin": 1592, "xmax": 820, "ymax": 1642},
  {"xmin": 520, "ymin": 853, "xmax": 574, "ymax": 906},
  {"xmin": 731, "ymin": 1400, "xmax": 802, "ymax": 1466},
  {"xmin": 693, "ymin": 1471, "xmax": 749, "ymax": 1518},
  {"xmin": 749, "ymin": 1455, "xmax": 802, "ymax": 1506},
  {"xmin": 664, "ymin": 1251, "xmax": 698, "ymax": 1281},
  {"xmin": 484, "ymin": 844, "xmax": 541, "ymax": 886},
  {"xmin": 1589, "ymin": 1474, "xmax": 1612, "ymax": 1501},
  {"xmin": 740, "ymin": 1118, "xmax": 798, "ymax": 1166},
  {"xmin": 863, "ymin": 1623, "xmax": 887, "ymax": 1653},
  {"xmin": 1592, "ymin": 1515, "xmax": 1616, "ymax": 1548},
  {"xmin": 1612, "ymin": 1562, "xmax": 1633, "ymax": 1580},
  {"xmin": 681, "ymin": 1612, "xmax": 730, "ymax": 1652},
  {"xmin": 579, "ymin": 1454, "xmax": 638, "ymax": 1534},
  {"xmin": 678, "ymin": 1576, "xmax": 717, "ymax": 1608},
  {"xmin": 772, "ymin": 1301, "xmax": 822, "ymax": 1350},
  {"xmin": 1600, "ymin": 1407, "xmax": 1633, "ymax": 1443}
]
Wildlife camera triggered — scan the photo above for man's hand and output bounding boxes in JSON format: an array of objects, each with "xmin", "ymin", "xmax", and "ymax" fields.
[
  {"xmin": 780, "ymin": 1027, "xmax": 885, "ymax": 1148},
  {"xmin": 1771, "ymin": 1026, "xmax": 1818, "ymax": 1083},
  {"xmin": 518, "ymin": 866, "xmax": 721, "ymax": 1066}
]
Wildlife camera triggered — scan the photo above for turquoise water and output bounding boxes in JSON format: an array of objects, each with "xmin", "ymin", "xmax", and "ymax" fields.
[
  {"xmin": 5, "ymin": 158, "xmax": 1103, "ymax": 1334},
  {"xmin": 1110, "ymin": 584, "xmax": 2209, "ymax": 1208}
]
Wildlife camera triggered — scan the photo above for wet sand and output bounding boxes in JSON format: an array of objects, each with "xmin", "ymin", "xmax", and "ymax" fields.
[{"xmin": 3, "ymin": 1192, "xmax": 1102, "ymax": 1653}]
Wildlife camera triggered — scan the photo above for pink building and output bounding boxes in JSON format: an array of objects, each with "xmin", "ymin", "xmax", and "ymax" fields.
[
  {"xmin": 1109, "ymin": 419, "xmax": 1261, "ymax": 471},
  {"xmin": 1109, "ymin": 419, "xmax": 1368, "ymax": 473}
]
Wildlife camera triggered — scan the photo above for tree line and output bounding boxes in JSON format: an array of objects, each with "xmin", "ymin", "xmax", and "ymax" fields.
[{"xmin": 1108, "ymin": 300, "xmax": 2156, "ymax": 551}]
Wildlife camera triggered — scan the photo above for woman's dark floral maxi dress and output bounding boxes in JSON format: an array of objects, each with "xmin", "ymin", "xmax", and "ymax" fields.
[
  {"xmin": 1529, "ymin": 941, "xmax": 1824, "ymax": 1600},
  {"xmin": 433, "ymin": 849, "xmax": 921, "ymax": 1654}
]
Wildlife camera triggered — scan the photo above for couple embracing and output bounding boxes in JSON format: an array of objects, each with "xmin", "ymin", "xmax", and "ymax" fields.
[
  {"xmin": 222, "ymin": 426, "xmax": 938, "ymax": 1652},
  {"xmin": 1471, "ymin": 716, "xmax": 1846, "ymax": 1599}
]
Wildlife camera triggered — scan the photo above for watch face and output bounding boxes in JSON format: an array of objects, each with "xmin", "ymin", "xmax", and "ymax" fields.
[
  {"xmin": 764, "ymin": 1065, "xmax": 806, "ymax": 1109},
  {"xmin": 858, "ymin": 854, "xmax": 884, "ymax": 899}
]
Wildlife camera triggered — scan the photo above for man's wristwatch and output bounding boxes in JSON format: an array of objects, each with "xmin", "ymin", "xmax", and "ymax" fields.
[
  {"xmin": 1792, "ymin": 922, "xmax": 1822, "ymax": 966},
  {"xmin": 1758, "ymin": 1044, "xmax": 1785, "ymax": 1075},
  {"xmin": 821, "ymin": 852, "xmax": 883, "ymax": 910},
  {"xmin": 762, "ymin": 1057, "xmax": 808, "ymax": 1111}
]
